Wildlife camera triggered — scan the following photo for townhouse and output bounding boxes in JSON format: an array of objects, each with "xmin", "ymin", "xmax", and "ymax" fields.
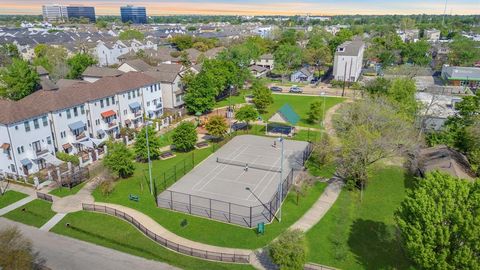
[
  {"xmin": 333, "ymin": 39, "xmax": 365, "ymax": 82},
  {"xmin": 0, "ymin": 72, "xmax": 162, "ymax": 177}
]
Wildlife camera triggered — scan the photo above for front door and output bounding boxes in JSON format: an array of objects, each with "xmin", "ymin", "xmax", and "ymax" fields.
[{"xmin": 32, "ymin": 141, "xmax": 41, "ymax": 153}]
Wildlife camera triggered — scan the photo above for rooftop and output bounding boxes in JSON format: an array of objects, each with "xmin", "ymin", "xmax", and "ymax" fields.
[
  {"xmin": 442, "ymin": 66, "xmax": 480, "ymax": 81},
  {"xmin": 335, "ymin": 39, "xmax": 365, "ymax": 57}
]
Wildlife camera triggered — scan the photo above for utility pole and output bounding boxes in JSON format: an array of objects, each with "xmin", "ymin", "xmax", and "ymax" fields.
[
  {"xmin": 342, "ymin": 62, "xmax": 347, "ymax": 97},
  {"xmin": 277, "ymin": 137, "xmax": 284, "ymax": 222},
  {"xmin": 442, "ymin": 0, "xmax": 448, "ymax": 27}
]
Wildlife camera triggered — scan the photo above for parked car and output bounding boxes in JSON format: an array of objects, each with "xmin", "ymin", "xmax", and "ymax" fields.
[
  {"xmin": 310, "ymin": 77, "xmax": 320, "ymax": 84},
  {"xmin": 289, "ymin": 86, "xmax": 303, "ymax": 93},
  {"xmin": 270, "ymin": 86, "xmax": 283, "ymax": 92}
]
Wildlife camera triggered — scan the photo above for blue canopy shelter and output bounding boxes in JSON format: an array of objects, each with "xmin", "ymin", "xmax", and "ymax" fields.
[{"xmin": 267, "ymin": 104, "xmax": 300, "ymax": 136}]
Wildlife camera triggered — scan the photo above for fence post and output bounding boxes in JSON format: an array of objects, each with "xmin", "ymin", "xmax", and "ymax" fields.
[
  {"xmin": 189, "ymin": 195, "xmax": 192, "ymax": 214},
  {"xmin": 249, "ymin": 207, "xmax": 252, "ymax": 227},
  {"xmin": 228, "ymin": 203, "xmax": 231, "ymax": 223},
  {"xmin": 174, "ymin": 165, "xmax": 177, "ymax": 181},
  {"xmin": 192, "ymin": 151, "xmax": 195, "ymax": 166},
  {"xmin": 209, "ymin": 199, "xmax": 212, "ymax": 218},
  {"xmin": 170, "ymin": 191, "xmax": 173, "ymax": 210}
]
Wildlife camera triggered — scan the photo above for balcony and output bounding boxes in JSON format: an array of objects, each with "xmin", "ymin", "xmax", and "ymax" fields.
[
  {"xmin": 35, "ymin": 149, "xmax": 49, "ymax": 157},
  {"xmin": 76, "ymin": 132, "xmax": 87, "ymax": 141},
  {"xmin": 134, "ymin": 111, "xmax": 142, "ymax": 118},
  {"xmin": 107, "ymin": 122, "xmax": 118, "ymax": 129}
]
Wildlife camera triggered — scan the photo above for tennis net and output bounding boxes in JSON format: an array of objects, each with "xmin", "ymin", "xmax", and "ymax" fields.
[{"xmin": 216, "ymin": 157, "xmax": 281, "ymax": 173}]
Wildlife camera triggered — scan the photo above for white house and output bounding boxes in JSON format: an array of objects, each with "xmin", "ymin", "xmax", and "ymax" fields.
[
  {"xmin": 145, "ymin": 64, "xmax": 185, "ymax": 110},
  {"xmin": 333, "ymin": 39, "xmax": 365, "ymax": 82},
  {"xmin": 253, "ymin": 54, "xmax": 274, "ymax": 70},
  {"xmin": 425, "ymin": 29, "xmax": 441, "ymax": 42},
  {"xmin": 94, "ymin": 39, "xmax": 158, "ymax": 67}
]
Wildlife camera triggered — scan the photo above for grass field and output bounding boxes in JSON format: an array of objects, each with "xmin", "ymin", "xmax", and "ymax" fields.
[
  {"xmin": 0, "ymin": 190, "xmax": 28, "ymax": 209},
  {"xmin": 158, "ymin": 129, "xmax": 174, "ymax": 148},
  {"xmin": 261, "ymin": 94, "xmax": 345, "ymax": 128},
  {"xmin": 3, "ymin": 199, "xmax": 56, "ymax": 228},
  {"xmin": 51, "ymin": 211, "xmax": 254, "ymax": 270},
  {"xmin": 49, "ymin": 181, "xmax": 87, "ymax": 198},
  {"xmin": 93, "ymin": 161, "xmax": 327, "ymax": 251},
  {"xmin": 306, "ymin": 166, "xmax": 414, "ymax": 269},
  {"xmin": 214, "ymin": 91, "xmax": 249, "ymax": 108}
]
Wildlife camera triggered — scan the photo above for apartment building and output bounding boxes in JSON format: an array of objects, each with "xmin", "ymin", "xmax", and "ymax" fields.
[
  {"xmin": 333, "ymin": 39, "xmax": 365, "ymax": 82},
  {"xmin": 42, "ymin": 4, "xmax": 68, "ymax": 22},
  {"xmin": 0, "ymin": 72, "xmax": 162, "ymax": 177}
]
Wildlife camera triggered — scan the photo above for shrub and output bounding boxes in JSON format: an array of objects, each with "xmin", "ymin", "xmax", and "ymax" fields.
[
  {"xmin": 99, "ymin": 179, "xmax": 115, "ymax": 197},
  {"xmin": 56, "ymin": 152, "xmax": 80, "ymax": 166},
  {"xmin": 172, "ymin": 122, "xmax": 197, "ymax": 152},
  {"xmin": 269, "ymin": 229, "xmax": 307, "ymax": 270}
]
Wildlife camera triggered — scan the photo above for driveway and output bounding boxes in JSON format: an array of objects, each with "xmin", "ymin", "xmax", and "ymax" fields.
[{"xmin": 0, "ymin": 218, "xmax": 179, "ymax": 270}]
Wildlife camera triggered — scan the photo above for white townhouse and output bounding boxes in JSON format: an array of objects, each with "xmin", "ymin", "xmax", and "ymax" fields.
[
  {"xmin": 0, "ymin": 98, "xmax": 57, "ymax": 177},
  {"xmin": 145, "ymin": 64, "xmax": 186, "ymax": 110},
  {"xmin": 333, "ymin": 39, "xmax": 365, "ymax": 82},
  {"xmin": 253, "ymin": 54, "xmax": 275, "ymax": 70},
  {"xmin": 0, "ymin": 72, "xmax": 162, "ymax": 177},
  {"xmin": 94, "ymin": 39, "xmax": 158, "ymax": 67}
]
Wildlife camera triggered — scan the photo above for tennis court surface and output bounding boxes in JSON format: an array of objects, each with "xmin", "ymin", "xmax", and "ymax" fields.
[{"xmin": 157, "ymin": 135, "xmax": 312, "ymax": 227}]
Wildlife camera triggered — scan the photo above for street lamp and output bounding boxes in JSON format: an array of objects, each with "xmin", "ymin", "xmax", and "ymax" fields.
[
  {"xmin": 320, "ymin": 91, "xmax": 326, "ymax": 129},
  {"xmin": 277, "ymin": 137, "xmax": 284, "ymax": 222},
  {"xmin": 145, "ymin": 121, "xmax": 153, "ymax": 195}
]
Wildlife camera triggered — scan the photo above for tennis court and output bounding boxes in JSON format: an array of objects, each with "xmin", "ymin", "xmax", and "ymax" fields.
[{"xmin": 157, "ymin": 135, "xmax": 312, "ymax": 227}]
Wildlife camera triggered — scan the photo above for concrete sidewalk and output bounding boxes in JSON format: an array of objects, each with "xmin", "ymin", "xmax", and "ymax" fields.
[
  {"xmin": 94, "ymin": 202, "xmax": 253, "ymax": 258},
  {"xmin": 0, "ymin": 196, "xmax": 35, "ymax": 216},
  {"xmin": 290, "ymin": 178, "xmax": 343, "ymax": 231},
  {"xmin": 40, "ymin": 213, "xmax": 66, "ymax": 231}
]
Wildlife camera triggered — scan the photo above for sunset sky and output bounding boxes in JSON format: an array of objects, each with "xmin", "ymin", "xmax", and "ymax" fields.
[{"xmin": 0, "ymin": 0, "xmax": 479, "ymax": 16}]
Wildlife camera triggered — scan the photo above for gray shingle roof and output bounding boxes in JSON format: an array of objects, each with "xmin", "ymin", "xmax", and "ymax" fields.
[{"xmin": 335, "ymin": 40, "xmax": 365, "ymax": 57}]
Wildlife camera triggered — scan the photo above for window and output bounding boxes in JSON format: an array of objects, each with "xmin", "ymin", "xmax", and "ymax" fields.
[
  {"xmin": 150, "ymin": 87, "xmax": 153, "ymax": 93},
  {"xmin": 100, "ymin": 100, "xmax": 104, "ymax": 108},
  {"xmin": 132, "ymin": 91, "xmax": 136, "ymax": 98},
  {"xmin": 147, "ymin": 101, "xmax": 150, "ymax": 106},
  {"xmin": 10, "ymin": 164, "xmax": 15, "ymax": 173},
  {"xmin": 124, "ymin": 109, "xmax": 127, "ymax": 115},
  {"xmin": 73, "ymin": 107, "xmax": 78, "ymax": 117},
  {"xmin": 128, "ymin": 92, "xmax": 131, "ymax": 100},
  {"xmin": 15, "ymin": 126, "xmax": 18, "ymax": 130},
  {"xmin": 17, "ymin": 146, "xmax": 24, "ymax": 154},
  {"xmin": 42, "ymin": 116, "xmax": 48, "ymax": 126},
  {"xmin": 24, "ymin": 121, "xmax": 30, "ymax": 132},
  {"xmin": 153, "ymin": 99, "xmax": 157, "ymax": 105},
  {"xmin": 137, "ymin": 89, "xmax": 140, "ymax": 96},
  {"xmin": 46, "ymin": 136, "xmax": 52, "ymax": 145},
  {"xmin": 33, "ymin": 119, "xmax": 39, "ymax": 129},
  {"xmin": 87, "ymin": 120, "xmax": 90, "ymax": 127},
  {"xmin": 66, "ymin": 109, "xmax": 71, "ymax": 119},
  {"xmin": 106, "ymin": 98, "xmax": 110, "ymax": 106},
  {"xmin": 81, "ymin": 105, "xmax": 85, "ymax": 115},
  {"xmin": 111, "ymin": 97, "xmax": 115, "ymax": 104}
]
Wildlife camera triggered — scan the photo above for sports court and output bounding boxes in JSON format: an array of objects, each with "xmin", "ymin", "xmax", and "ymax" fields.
[{"xmin": 157, "ymin": 135, "xmax": 312, "ymax": 227}]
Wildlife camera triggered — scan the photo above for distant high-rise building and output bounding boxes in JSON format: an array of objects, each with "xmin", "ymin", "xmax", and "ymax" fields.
[
  {"xmin": 67, "ymin": 6, "xmax": 96, "ymax": 22},
  {"xmin": 120, "ymin": 5, "xmax": 147, "ymax": 24},
  {"xmin": 42, "ymin": 4, "xmax": 68, "ymax": 22}
]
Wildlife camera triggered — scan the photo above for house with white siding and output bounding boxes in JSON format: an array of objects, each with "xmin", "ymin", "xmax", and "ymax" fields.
[{"xmin": 333, "ymin": 39, "xmax": 365, "ymax": 82}]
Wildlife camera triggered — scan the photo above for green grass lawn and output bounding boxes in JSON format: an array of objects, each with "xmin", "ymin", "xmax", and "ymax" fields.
[
  {"xmin": 3, "ymin": 199, "xmax": 56, "ymax": 228},
  {"xmin": 233, "ymin": 124, "xmax": 322, "ymax": 143},
  {"xmin": 49, "ymin": 181, "xmax": 87, "ymax": 198},
  {"xmin": 261, "ymin": 94, "xmax": 344, "ymax": 128},
  {"xmin": 306, "ymin": 166, "xmax": 414, "ymax": 269},
  {"xmin": 0, "ymin": 190, "xmax": 28, "ymax": 209},
  {"xmin": 158, "ymin": 129, "xmax": 174, "ymax": 148},
  {"xmin": 94, "ymin": 159, "xmax": 327, "ymax": 251},
  {"xmin": 51, "ymin": 211, "xmax": 254, "ymax": 270},
  {"xmin": 214, "ymin": 91, "xmax": 249, "ymax": 108}
]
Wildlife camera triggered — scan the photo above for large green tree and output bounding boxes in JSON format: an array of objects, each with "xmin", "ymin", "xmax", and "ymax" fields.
[
  {"xmin": 396, "ymin": 171, "xmax": 480, "ymax": 270},
  {"xmin": 274, "ymin": 44, "xmax": 302, "ymax": 82},
  {"xmin": 205, "ymin": 115, "xmax": 228, "ymax": 138},
  {"xmin": 448, "ymin": 36, "xmax": 480, "ymax": 66},
  {"xmin": 33, "ymin": 44, "xmax": 69, "ymax": 80},
  {"xmin": 0, "ymin": 58, "xmax": 40, "ymax": 101},
  {"xmin": 307, "ymin": 100, "xmax": 324, "ymax": 124},
  {"xmin": 251, "ymin": 80, "xmax": 273, "ymax": 113},
  {"xmin": 172, "ymin": 122, "xmax": 197, "ymax": 152},
  {"xmin": 119, "ymin": 29, "xmax": 144, "ymax": 41},
  {"xmin": 235, "ymin": 105, "xmax": 259, "ymax": 129},
  {"xmin": 0, "ymin": 43, "xmax": 19, "ymax": 67},
  {"xmin": 184, "ymin": 72, "xmax": 218, "ymax": 113},
  {"xmin": 103, "ymin": 141, "xmax": 135, "ymax": 178},
  {"xmin": 269, "ymin": 229, "xmax": 307, "ymax": 270},
  {"xmin": 67, "ymin": 53, "xmax": 97, "ymax": 79},
  {"xmin": 134, "ymin": 126, "xmax": 162, "ymax": 162},
  {"xmin": 387, "ymin": 78, "xmax": 418, "ymax": 120},
  {"xmin": 402, "ymin": 40, "xmax": 431, "ymax": 66}
]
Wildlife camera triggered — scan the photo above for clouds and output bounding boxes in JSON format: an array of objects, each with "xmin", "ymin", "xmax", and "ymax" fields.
[{"xmin": 0, "ymin": 0, "xmax": 478, "ymax": 15}]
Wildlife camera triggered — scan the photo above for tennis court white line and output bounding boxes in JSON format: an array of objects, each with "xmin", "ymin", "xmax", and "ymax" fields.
[
  {"xmin": 249, "ymin": 155, "xmax": 283, "ymax": 201},
  {"xmin": 192, "ymin": 145, "xmax": 249, "ymax": 192},
  {"xmin": 244, "ymin": 156, "xmax": 279, "ymax": 201}
]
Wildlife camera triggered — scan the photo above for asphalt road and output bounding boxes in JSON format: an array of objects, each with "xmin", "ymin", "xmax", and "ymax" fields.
[{"xmin": 0, "ymin": 218, "xmax": 179, "ymax": 270}]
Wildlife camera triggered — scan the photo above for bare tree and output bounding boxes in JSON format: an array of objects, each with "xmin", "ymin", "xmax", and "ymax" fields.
[
  {"xmin": 0, "ymin": 226, "xmax": 45, "ymax": 269},
  {"xmin": 334, "ymin": 97, "xmax": 418, "ymax": 188}
]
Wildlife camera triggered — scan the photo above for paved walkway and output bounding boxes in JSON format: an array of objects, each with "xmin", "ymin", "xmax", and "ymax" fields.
[
  {"xmin": 290, "ymin": 178, "xmax": 343, "ymax": 231},
  {"xmin": 0, "ymin": 218, "xmax": 179, "ymax": 270},
  {"xmin": 93, "ymin": 202, "xmax": 252, "ymax": 258},
  {"xmin": 0, "ymin": 196, "xmax": 35, "ymax": 216},
  {"xmin": 40, "ymin": 213, "xmax": 66, "ymax": 231},
  {"xmin": 51, "ymin": 181, "xmax": 96, "ymax": 213}
]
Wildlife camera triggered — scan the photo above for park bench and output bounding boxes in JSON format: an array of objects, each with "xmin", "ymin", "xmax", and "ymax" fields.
[{"xmin": 129, "ymin": 194, "xmax": 139, "ymax": 202}]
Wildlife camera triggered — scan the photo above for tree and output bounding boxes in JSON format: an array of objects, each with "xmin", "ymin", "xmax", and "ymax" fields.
[
  {"xmin": 334, "ymin": 97, "xmax": 417, "ymax": 188},
  {"xmin": 307, "ymin": 100, "xmax": 323, "ymax": 124},
  {"xmin": 269, "ymin": 229, "xmax": 307, "ymax": 270},
  {"xmin": 235, "ymin": 105, "xmax": 258, "ymax": 129},
  {"xmin": 328, "ymin": 29, "xmax": 353, "ymax": 54},
  {"xmin": 387, "ymin": 78, "xmax": 418, "ymax": 120},
  {"xmin": 119, "ymin": 29, "xmax": 144, "ymax": 41},
  {"xmin": 274, "ymin": 44, "xmax": 302, "ymax": 82},
  {"xmin": 448, "ymin": 36, "xmax": 480, "ymax": 66},
  {"xmin": 103, "ymin": 142, "xmax": 135, "ymax": 178},
  {"xmin": 33, "ymin": 44, "xmax": 69, "ymax": 81},
  {"xmin": 67, "ymin": 53, "xmax": 97, "ymax": 79},
  {"xmin": 184, "ymin": 72, "xmax": 218, "ymax": 114},
  {"xmin": 0, "ymin": 226, "xmax": 44, "ymax": 269},
  {"xmin": 252, "ymin": 81, "xmax": 273, "ymax": 113},
  {"xmin": 134, "ymin": 126, "xmax": 162, "ymax": 162},
  {"xmin": 172, "ymin": 122, "xmax": 197, "ymax": 152},
  {"xmin": 95, "ymin": 20, "xmax": 108, "ymax": 29},
  {"xmin": 0, "ymin": 43, "xmax": 19, "ymax": 67},
  {"xmin": 364, "ymin": 77, "xmax": 391, "ymax": 96},
  {"xmin": 402, "ymin": 40, "xmax": 431, "ymax": 66},
  {"xmin": 396, "ymin": 171, "xmax": 480, "ymax": 269},
  {"xmin": 0, "ymin": 58, "xmax": 40, "ymax": 100},
  {"xmin": 205, "ymin": 115, "xmax": 228, "ymax": 138}
]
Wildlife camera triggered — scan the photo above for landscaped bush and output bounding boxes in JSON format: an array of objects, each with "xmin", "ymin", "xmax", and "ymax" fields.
[
  {"xmin": 56, "ymin": 152, "xmax": 80, "ymax": 166},
  {"xmin": 99, "ymin": 179, "xmax": 115, "ymax": 197}
]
